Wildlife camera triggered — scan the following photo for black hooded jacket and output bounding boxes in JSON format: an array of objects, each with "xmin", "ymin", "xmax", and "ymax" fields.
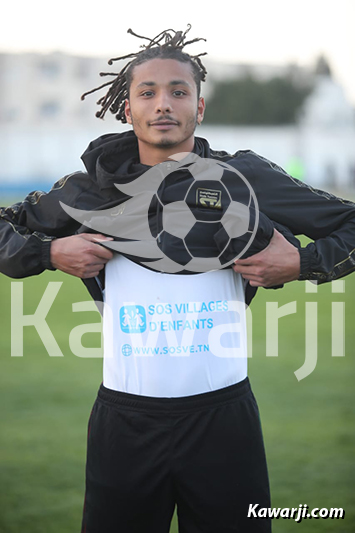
[{"xmin": 1, "ymin": 131, "xmax": 355, "ymax": 305}]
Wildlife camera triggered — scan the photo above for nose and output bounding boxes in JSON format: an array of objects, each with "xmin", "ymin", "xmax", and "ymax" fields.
[{"xmin": 155, "ymin": 92, "xmax": 173, "ymax": 114}]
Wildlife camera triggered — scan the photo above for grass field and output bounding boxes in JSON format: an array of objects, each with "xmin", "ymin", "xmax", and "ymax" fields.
[{"xmin": 0, "ymin": 266, "xmax": 354, "ymax": 532}]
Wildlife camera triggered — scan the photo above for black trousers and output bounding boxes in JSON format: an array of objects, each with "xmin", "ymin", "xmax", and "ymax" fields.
[{"xmin": 81, "ymin": 378, "xmax": 271, "ymax": 533}]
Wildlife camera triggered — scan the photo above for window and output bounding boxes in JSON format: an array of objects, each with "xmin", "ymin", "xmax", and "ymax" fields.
[
  {"xmin": 39, "ymin": 59, "xmax": 60, "ymax": 79},
  {"xmin": 39, "ymin": 101, "xmax": 61, "ymax": 118}
]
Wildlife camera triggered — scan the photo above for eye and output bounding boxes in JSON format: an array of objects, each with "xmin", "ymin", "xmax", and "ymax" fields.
[
  {"xmin": 173, "ymin": 90, "xmax": 186, "ymax": 97},
  {"xmin": 141, "ymin": 90, "xmax": 154, "ymax": 97}
]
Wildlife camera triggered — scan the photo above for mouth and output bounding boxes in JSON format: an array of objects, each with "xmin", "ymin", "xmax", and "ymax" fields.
[{"xmin": 149, "ymin": 120, "xmax": 179, "ymax": 130}]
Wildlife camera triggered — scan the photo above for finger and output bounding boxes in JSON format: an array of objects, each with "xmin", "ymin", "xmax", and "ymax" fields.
[
  {"xmin": 232, "ymin": 264, "xmax": 255, "ymax": 274},
  {"xmin": 243, "ymin": 276, "xmax": 263, "ymax": 284},
  {"xmin": 249, "ymin": 280, "xmax": 264, "ymax": 287},
  {"xmin": 86, "ymin": 243, "xmax": 114, "ymax": 260},
  {"xmin": 232, "ymin": 265, "xmax": 263, "ymax": 282},
  {"xmin": 80, "ymin": 233, "xmax": 113, "ymax": 242},
  {"xmin": 234, "ymin": 258, "xmax": 256, "ymax": 267},
  {"xmin": 82, "ymin": 261, "xmax": 106, "ymax": 270},
  {"xmin": 81, "ymin": 271, "xmax": 101, "ymax": 279},
  {"xmin": 81, "ymin": 264, "xmax": 105, "ymax": 278},
  {"xmin": 233, "ymin": 263, "xmax": 266, "ymax": 277},
  {"xmin": 93, "ymin": 248, "xmax": 114, "ymax": 261},
  {"xmin": 78, "ymin": 234, "xmax": 114, "ymax": 259}
]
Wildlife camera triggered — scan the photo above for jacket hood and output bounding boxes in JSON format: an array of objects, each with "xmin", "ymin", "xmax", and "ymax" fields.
[{"xmin": 81, "ymin": 130, "xmax": 212, "ymax": 190}]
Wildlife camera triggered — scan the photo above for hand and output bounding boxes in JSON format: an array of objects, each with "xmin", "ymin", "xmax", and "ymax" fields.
[
  {"xmin": 232, "ymin": 229, "xmax": 300, "ymax": 287},
  {"xmin": 50, "ymin": 233, "xmax": 114, "ymax": 278}
]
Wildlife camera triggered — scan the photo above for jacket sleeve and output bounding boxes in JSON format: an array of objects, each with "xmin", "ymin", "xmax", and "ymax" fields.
[
  {"xmin": 246, "ymin": 152, "xmax": 355, "ymax": 283},
  {"xmin": 0, "ymin": 171, "xmax": 92, "ymax": 278}
]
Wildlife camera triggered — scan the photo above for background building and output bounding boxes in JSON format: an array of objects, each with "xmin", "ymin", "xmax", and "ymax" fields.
[{"xmin": 0, "ymin": 51, "xmax": 354, "ymax": 193}]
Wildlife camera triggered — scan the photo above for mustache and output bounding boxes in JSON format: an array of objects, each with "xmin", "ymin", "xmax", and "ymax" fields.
[{"xmin": 149, "ymin": 116, "xmax": 180, "ymax": 125}]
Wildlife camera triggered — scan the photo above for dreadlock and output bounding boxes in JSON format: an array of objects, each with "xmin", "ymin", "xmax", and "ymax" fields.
[{"xmin": 81, "ymin": 25, "xmax": 207, "ymax": 123}]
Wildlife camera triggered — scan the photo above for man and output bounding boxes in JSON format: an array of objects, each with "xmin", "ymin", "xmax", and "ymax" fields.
[{"xmin": 1, "ymin": 27, "xmax": 354, "ymax": 533}]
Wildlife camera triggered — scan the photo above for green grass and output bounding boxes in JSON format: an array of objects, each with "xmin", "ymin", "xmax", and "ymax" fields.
[{"xmin": 0, "ymin": 269, "xmax": 354, "ymax": 532}]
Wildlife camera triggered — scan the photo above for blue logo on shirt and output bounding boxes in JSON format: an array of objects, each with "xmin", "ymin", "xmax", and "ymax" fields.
[
  {"xmin": 121, "ymin": 344, "xmax": 132, "ymax": 356},
  {"xmin": 120, "ymin": 305, "xmax": 146, "ymax": 333}
]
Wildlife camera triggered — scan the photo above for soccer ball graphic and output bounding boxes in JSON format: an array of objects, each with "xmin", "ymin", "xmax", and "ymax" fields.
[
  {"xmin": 60, "ymin": 152, "xmax": 259, "ymax": 274},
  {"xmin": 148, "ymin": 157, "xmax": 258, "ymax": 273}
]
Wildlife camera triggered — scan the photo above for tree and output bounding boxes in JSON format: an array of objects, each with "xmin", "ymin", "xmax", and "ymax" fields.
[{"xmin": 204, "ymin": 74, "xmax": 313, "ymax": 125}]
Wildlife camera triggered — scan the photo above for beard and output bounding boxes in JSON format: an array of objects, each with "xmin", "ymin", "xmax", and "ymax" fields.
[
  {"xmin": 131, "ymin": 112, "xmax": 199, "ymax": 149},
  {"xmin": 154, "ymin": 136, "xmax": 181, "ymax": 148}
]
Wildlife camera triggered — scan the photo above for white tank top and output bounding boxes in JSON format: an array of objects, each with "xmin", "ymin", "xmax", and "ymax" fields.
[{"xmin": 102, "ymin": 254, "xmax": 248, "ymax": 397}]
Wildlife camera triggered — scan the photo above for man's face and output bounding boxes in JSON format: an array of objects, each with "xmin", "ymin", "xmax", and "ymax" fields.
[{"xmin": 125, "ymin": 58, "xmax": 205, "ymax": 158}]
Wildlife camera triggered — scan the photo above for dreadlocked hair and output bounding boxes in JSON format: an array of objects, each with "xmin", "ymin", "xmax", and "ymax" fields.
[{"xmin": 81, "ymin": 25, "xmax": 207, "ymax": 123}]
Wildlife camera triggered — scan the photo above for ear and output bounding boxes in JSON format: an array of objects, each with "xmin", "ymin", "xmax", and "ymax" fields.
[
  {"xmin": 125, "ymin": 99, "xmax": 132, "ymax": 124},
  {"xmin": 197, "ymin": 97, "xmax": 205, "ymax": 125}
]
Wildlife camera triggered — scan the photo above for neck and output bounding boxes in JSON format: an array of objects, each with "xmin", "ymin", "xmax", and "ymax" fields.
[{"xmin": 137, "ymin": 136, "xmax": 196, "ymax": 166}]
